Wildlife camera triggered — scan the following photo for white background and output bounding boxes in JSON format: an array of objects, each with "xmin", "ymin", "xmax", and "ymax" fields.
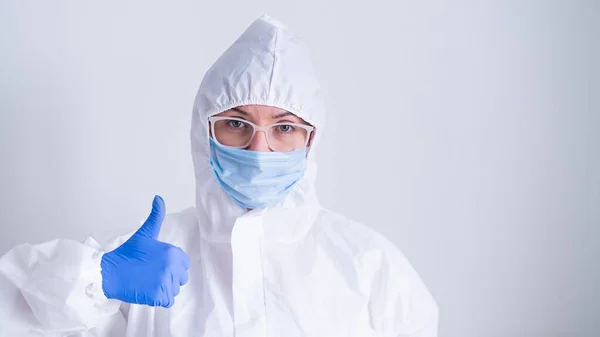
[{"xmin": 1, "ymin": 1, "xmax": 598, "ymax": 336}]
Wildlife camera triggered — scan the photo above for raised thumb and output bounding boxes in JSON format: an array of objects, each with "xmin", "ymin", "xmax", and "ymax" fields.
[{"xmin": 135, "ymin": 195, "xmax": 166, "ymax": 240}]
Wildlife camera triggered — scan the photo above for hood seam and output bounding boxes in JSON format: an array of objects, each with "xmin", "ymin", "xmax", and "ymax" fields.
[{"xmin": 267, "ymin": 28, "xmax": 279, "ymax": 101}]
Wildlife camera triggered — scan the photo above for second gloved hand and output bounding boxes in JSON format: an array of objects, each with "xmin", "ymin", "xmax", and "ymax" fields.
[{"xmin": 100, "ymin": 195, "xmax": 190, "ymax": 308}]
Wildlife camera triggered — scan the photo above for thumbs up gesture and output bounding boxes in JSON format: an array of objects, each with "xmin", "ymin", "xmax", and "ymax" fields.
[{"xmin": 100, "ymin": 196, "xmax": 190, "ymax": 308}]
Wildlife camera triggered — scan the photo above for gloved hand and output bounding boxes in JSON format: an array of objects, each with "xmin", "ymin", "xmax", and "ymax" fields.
[{"xmin": 100, "ymin": 195, "xmax": 190, "ymax": 308}]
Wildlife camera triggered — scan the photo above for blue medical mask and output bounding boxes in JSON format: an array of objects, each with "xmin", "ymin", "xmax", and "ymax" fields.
[{"xmin": 208, "ymin": 138, "xmax": 307, "ymax": 209}]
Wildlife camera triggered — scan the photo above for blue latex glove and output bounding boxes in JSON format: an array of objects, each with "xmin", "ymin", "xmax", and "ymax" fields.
[{"xmin": 100, "ymin": 195, "xmax": 190, "ymax": 308}]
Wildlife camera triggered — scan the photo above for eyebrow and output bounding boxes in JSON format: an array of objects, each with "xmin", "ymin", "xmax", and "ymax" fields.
[
  {"xmin": 231, "ymin": 107, "xmax": 249, "ymax": 115},
  {"xmin": 231, "ymin": 107, "xmax": 295, "ymax": 120}
]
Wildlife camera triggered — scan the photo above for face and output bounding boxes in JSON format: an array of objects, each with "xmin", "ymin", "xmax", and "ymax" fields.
[{"xmin": 211, "ymin": 105, "xmax": 313, "ymax": 152}]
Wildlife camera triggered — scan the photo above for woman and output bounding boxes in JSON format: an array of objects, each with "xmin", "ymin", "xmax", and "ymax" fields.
[{"xmin": 0, "ymin": 15, "xmax": 438, "ymax": 336}]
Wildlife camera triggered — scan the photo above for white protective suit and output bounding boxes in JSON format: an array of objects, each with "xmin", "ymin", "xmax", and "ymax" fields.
[{"xmin": 0, "ymin": 15, "xmax": 438, "ymax": 337}]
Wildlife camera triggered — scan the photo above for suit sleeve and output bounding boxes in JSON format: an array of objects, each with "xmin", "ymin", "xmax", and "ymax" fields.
[
  {"xmin": 361, "ymin": 236, "xmax": 439, "ymax": 337},
  {"xmin": 0, "ymin": 235, "xmax": 131, "ymax": 336}
]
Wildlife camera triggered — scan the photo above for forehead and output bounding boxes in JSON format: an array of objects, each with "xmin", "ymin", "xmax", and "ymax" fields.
[
  {"xmin": 215, "ymin": 104, "xmax": 310, "ymax": 125},
  {"xmin": 216, "ymin": 104, "xmax": 291, "ymax": 117},
  {"xmin": 233, "ymin": 105, "xmax": 289, "ymax": 116}
]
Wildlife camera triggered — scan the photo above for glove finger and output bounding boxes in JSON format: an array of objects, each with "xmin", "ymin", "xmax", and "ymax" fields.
[
  {"xmin": 173, "ymin": 280, "xmax": 181, "ymax": 297},
  {"xmin": 179, "ymin": 268, "xmax": 189, "ymax": 286},
  {"xmin": 134, "ymin": 195, "xmax": 166, "ymax": 240},
  {"xmin": 174, "ymin": 247, "xmax": 190, "ymax": 270},
  {"xmin": 180, "ymin": 249, "xmax": 191, "ymax": 270},
  {"xmin": 161, "ymin": 275, "xmax": 175, "ymax": 308},
  {"xmin": 162, "ymin": 291, "xmax": 174, "ymax": 308}
]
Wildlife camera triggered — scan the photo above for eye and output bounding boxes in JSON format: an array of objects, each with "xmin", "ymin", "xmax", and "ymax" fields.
[
  {"xmin": 227, "ymin": 120, "xmax": 245, "ymax": 128},
  {"xmin": 276, "ymin": 124, "xmax": 294, "ymax": 133}
]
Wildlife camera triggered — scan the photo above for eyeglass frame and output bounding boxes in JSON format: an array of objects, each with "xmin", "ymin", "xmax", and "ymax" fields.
[{"xmin": 208, "ymin": 116, "xmax": 315, "ymax": 151}]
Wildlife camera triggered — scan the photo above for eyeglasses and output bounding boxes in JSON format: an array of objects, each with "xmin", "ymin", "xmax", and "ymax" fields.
[{"xmin": 208, "ymin": 116, "xmax": 314, "ymax": 152}]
